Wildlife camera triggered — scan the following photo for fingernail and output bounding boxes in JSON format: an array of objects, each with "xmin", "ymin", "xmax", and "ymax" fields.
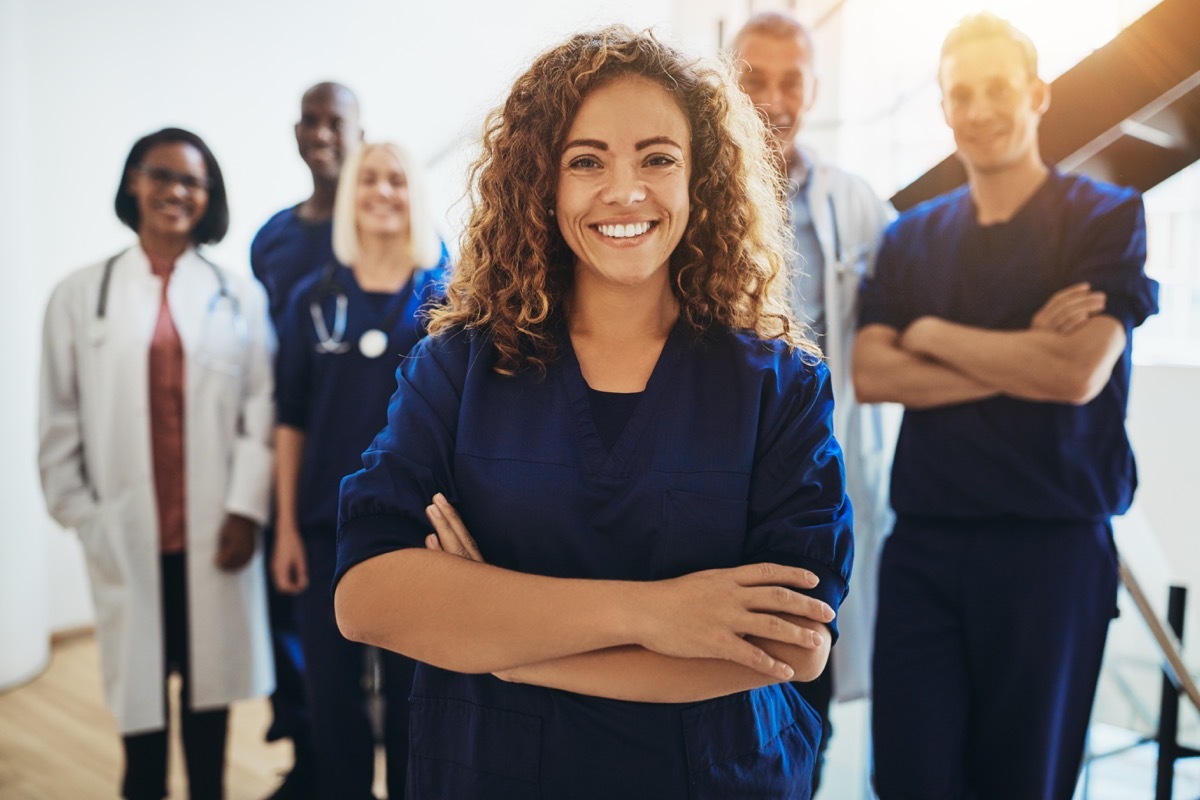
[
  {"xmin": 824, "ymin": 603, "xmax": 835, "ymax": 619},
  {"xmin": 782, "ymin": 664, "xmax": 794, "ymax": 679},
  {"xmin": 428, "ymin": 504, "xmax": 443, "ymax": 520},
  {"xmin": 812, "ymin": 632, "xmax": 824, "ymax": 646}
]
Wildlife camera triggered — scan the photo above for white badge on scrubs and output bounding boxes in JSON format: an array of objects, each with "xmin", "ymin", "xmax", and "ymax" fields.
[{"xmin": 358, "ymin": 329, "xmax": 389, "ymax": 359}]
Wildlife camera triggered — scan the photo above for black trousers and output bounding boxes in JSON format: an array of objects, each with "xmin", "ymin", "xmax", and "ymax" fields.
[{"xmin": 121, "ymin": 553, "xmax": 229, "ymax": 800}]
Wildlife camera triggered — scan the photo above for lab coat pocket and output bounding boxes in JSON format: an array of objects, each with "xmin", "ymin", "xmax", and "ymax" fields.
[
  {"xmin": 408, "ymin": 696, "xmax": 542, "ymax": 799},
  {"xmin": 656, "ymin": 490, "xmax": 747, "ymax": 577},
  {"xmin": 682, "ymin": 686, "xmax": 818, "ymax": 800},
  {"xmin": 835, "ymin": 258, "xmax": 865, "ymax": 323},
  {"xmin": 78, "ymin": 500, "xmax": 127, "ymax": 590}
]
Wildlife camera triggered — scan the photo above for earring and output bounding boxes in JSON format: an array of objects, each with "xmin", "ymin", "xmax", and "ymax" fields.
[{"xmin": 548, "ymin": 208, "xmax": 556, "ymax": 217}]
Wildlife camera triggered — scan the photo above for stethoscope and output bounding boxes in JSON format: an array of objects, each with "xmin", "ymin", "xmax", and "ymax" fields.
[
  {"xmin": 308, "ymin": 262, "xmax": 413, "ymax": 359},
  {"xmin": 789, "ymin": 176, "xmax": 872, "ymax": 271},
  {"xmin": 90, "ymin": 247, "xmax": 249, "ymax": 375}
]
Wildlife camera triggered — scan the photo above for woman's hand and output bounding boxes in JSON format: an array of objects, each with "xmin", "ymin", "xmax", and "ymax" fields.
[
  {"xmin": 424, "ymin": 493, "xmax": 485, "ymax": 563},
  {"xmin": 635, "ymin": 563, "xmax": 835, "ymax": 681},
  {"xmin": 215, "ymin": 514, "xmax": 258, "ymax": 572},
  {"xmin": 272, "ymin": 520, "xmax": 309, "ymax": 593}
]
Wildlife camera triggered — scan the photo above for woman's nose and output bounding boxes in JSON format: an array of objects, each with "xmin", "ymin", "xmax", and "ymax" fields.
[{"xmin": 601, "ymin": 163, "xmax": 647, "ymax": 205}]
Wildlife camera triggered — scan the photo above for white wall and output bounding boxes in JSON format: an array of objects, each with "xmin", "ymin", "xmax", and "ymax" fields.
[{"xmin": 0, "ymin": 0, "xmax": 50, "ymax": 691}]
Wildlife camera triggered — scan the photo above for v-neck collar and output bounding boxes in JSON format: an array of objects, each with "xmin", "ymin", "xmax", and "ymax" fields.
[
  {"xmin": 341, "ymin": 267, "xmax": 419, "ymax": 334},
  {"xmin": 558, "ymin": 320, "xmax": 687, "ymax": 478}
]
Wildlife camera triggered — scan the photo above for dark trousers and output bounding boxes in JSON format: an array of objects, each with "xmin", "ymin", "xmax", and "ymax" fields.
[
  {"xmin": 122, "ymin": 553, "xmax": 229, "ymax": 800},
  {"xmin": 872, "ymin": 517, "xmax": 1118, "ymax": 800},
  {"xmin": 294, "ymin": 533, "xmax": 417, "ymax": 800},
  {"xmin": 263, "ymin": 523, "xmax": 313, "ymax": 747}
]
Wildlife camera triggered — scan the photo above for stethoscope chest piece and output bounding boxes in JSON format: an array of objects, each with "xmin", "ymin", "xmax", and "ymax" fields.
[
  {"xmin": 310, "ymin": 262, "xmax": 414, "ymax": 359},
  {"xmin": 358, "ymin": 329, "xmax": 388, "ymax": 359}
]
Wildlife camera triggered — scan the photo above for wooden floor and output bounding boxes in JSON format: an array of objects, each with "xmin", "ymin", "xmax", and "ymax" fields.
[
  {"xmin": 6, "ymin": 633, "xmax": 1196, "ymax": 800},
  {"xmin": 0, "ymin": 632, "xmax": 293, "ymax": 799}
]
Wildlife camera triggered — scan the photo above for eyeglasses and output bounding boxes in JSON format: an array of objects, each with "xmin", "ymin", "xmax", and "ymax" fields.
[{"xmin": 136, "ymin": 165, "xmax": 210, "ymax": 192}]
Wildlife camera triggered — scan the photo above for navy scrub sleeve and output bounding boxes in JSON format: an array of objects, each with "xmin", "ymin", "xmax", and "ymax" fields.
[{"xmin": 1056, "ymin": 182, "xmax": 1156, "ymax": 332}]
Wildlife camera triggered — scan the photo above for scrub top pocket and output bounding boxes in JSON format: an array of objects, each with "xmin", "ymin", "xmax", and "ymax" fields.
[
  {"xmin": 407, "ymin": 696, "xmax": 542, "ymax": 799},
  {"xmin": 655, "ymin": 490, "xmax": 747, "ymax": 577},
  {"xmin": 682, "ymin": 686, "xmax": 818, "ymax": 800}
]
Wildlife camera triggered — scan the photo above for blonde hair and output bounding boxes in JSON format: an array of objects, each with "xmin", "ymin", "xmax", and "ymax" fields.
[
  {"xmin": 428, "ymin": 25, "xmax": 811, "ymax": 375},
  {"xmin": 940, "ymin": 12, "xmax": 1039, "ymax": 82},
  {"xmin": 331, "ymin": 141, "xmax": 442, "ymax": 268}
]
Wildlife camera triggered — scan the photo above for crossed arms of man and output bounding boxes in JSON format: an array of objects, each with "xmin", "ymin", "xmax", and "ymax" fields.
[{"xmin": 853, "ymin": 282, "xmax": 1126, "ymax": 409}]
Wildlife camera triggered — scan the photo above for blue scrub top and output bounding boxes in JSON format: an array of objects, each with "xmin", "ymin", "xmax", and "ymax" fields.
[
  {"xmin": 275, "ymin": 260, "xmax": 447, "ymax": 534},
  {"xmin": 859, "ymin": 170, "xmax": 1159, "ymax": 521},
  {"xmin": 335, "ymin": 322, "xmax": 852, "ymax": 798},
  {"xmin": 250, "ymin": 206, "xmax": 336, "ymax": 329}
]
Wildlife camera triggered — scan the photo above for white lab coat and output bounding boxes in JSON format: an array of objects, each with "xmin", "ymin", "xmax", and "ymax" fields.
[
  {"xmin": 804, "ymin": 151, "xmax": 902, "ymax": 701},
  {"xmin": 38, "ymin": 245, "xmax": 275, "ymax": 735}
]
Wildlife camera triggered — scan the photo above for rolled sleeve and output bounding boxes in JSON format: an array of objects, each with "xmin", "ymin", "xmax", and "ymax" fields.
[
  {"xmin": 744, "ymin": 354, "xmax": 854, "ymax": 642},
  {"xmin": 1069, "ymin": 191, "xmax": 1158, "ymax": 331}
]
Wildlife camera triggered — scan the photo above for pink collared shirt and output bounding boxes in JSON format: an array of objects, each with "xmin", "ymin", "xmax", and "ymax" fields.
[{"xmin": 147, "ymin": 254, "xmax": 186, "ymax": 554}]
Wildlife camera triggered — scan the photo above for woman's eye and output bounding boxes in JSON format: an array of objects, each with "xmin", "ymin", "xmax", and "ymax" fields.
[
  {"xmin": 567, "ymin": 155, "xmax": 601, "ymax": 169},
  {"xmin": 645, "ymin": 154, "xmax": 679, "ymax": 168}
]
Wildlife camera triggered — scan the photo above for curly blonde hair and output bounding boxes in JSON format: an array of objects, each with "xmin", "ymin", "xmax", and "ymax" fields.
[{"xmin": 428, "ymin": 25, "xmax": 813, "ymax": 374}]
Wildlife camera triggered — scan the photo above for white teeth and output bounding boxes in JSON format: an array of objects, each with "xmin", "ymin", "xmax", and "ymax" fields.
[{"xmin": 597, "ymin": 221, "xmax": 652, "ymax": 238}]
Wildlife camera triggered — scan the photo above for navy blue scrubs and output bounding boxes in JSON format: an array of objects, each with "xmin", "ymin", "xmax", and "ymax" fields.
[
  {"xmin": 275, "ymin": 260, "xmax": 447, "ymax": 800},
  {"xmin": 859, "ymin": 171, "xmax": 1158, "ymax": 800},
  {"xmin": 336, "ymin": 322, "xmax": 854, "ymax": 799},
  {"xmin": 250, "ymin": 205, "xmax": 336, "ymax": 749},
  {"xmin": 252, "ymin": 207, "xmax": 337, "ymax": 330}
]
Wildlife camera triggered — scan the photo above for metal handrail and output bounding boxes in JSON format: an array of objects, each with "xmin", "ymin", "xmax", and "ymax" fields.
[{"xmin": 1118, "ymin": 558, "xmax": 1200, "ymax": 714}]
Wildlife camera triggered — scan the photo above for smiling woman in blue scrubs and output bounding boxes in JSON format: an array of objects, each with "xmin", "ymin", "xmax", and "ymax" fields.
[
  {"xmin": 333, "ymin": 27, "xmax": 853, "ymax": 800},
  {"xmin": 271, "ymin": 141, "xmax": 447, "ymax": 799}
]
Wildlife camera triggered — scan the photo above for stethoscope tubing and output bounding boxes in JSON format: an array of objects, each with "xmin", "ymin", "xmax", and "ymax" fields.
[
  {"xmin": 307, "ymin": 262, "xmax": 415, "ymax": 358},
  {"xmin": 94, "ymin": 246, "xmax": 238, "ymax": 323},
  {"xmin": 90, "ymin": 246, "xmax": 249, "ymax": 374}
]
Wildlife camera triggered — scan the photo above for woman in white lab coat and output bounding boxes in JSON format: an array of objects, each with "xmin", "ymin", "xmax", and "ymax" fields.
[{"xmin": 38, "ymin": 128, "xmax": 275, "ymax": 800}]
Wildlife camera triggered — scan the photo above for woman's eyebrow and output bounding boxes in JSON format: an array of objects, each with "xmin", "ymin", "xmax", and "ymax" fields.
[
  {"xmin": 635, "ymin": 136, "xmax": 682, "ymax": 150},
  {"xmin": 562, "ymin": 138, "xmax": 608, "ymax": 151}
]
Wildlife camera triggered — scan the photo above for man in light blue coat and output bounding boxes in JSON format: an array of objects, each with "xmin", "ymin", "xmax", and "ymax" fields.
[{"xmin": 734, "ymin": 13, "xmax": 898, "ymax": 794}]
